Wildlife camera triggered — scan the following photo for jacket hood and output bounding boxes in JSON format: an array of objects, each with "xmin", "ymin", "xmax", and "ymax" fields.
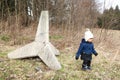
[{"xmin": 81, "ymin": 38, "xmax": 86, "ymax": 43}]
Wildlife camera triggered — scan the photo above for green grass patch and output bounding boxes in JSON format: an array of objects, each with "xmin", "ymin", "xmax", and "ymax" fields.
[
  {"xmin": 50, "ymin": 35, "xmax": 63, "ymax": 40},
  {"xmin": 0, "ymin": 50, "xmax": 12, "ymax": 58},
  {"xmin": 0, "ymin": 49, "xmax": 120, "ymax": 80},
  {"xmin": 0, "ymin": 35, "xmax": 10, "ymax": 42}
]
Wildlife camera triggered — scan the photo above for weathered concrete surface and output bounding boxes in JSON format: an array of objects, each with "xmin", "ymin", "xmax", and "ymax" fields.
[
  {"xmin": 35, "ymin": 11, "xmax": 49, "ymax": 43},
  {"xmin": 7, "ymin": 11, "xmax": 61, "ymax": 70},
  {"xmin": 8, "ymin": 42, "xmax": 43, "ymax": 59},
  {"xmin": 48, "ymin": 42, "xmax": 60, "ymax": 56},
  {"xmin": 38, "ymin": 43, "xmax": 61, "ymax": 70}
]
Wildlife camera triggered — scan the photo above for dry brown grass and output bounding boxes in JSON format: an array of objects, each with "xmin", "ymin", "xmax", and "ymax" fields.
[{"xmin": 0, "ymin": 24, "xmax": 120, "ymax": 80}]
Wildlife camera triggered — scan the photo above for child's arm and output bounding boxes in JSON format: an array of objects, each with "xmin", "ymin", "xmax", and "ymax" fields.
[
  {"xmin": 92, "ymin": 44, "xmax": 98, "ymax": 56},
  {"xmin": 75, "ymin": 43, "xmax": 83, "ymax": 60}
]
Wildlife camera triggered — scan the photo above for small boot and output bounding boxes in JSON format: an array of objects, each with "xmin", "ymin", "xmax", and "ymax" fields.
[
  {"xmin": 82, "ymin": 64, "xmax": 88, "ymax": 71},
  {"xmin": 87, "ymin": 66, "xmax": 92, "ymax": 70},
  {"xmin": 87, "ymin": 60, "xmax": 91, "ymax": 70}
]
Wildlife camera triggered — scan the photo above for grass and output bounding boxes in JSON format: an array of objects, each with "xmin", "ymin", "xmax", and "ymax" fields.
[
  {"xmin": 1, "ymin": 48, "xmax": 119, "ymax": 80},
  {"xmin": 50, "ymin": 35, "xmax": 63, "ymax": 40},
  {"xmin": 0, "ymin": 35, "xmax": 10, "ymax": 42},
  {"xmin": 0, "ymin": 50, "xmax": 11, "ymax": 58},
  {"xmin": 0, "ymin": 30, "xmax": 120, "ymax": 80},
  {"xmin": 0, "ymin": 57, "xmax": 47, "ymax": 80},
  {"xmin": 54, "ymin": 52, "xmax": 120, "ymax": 80}
]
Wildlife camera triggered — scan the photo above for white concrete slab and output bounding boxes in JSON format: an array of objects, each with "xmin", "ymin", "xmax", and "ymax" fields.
[
  {"xmin": 38, "ymin": 43, "xmax": 61, "ymax": 70},
  {"xmin": 8, "ymin": 42, "xmax": 42, "ymax": 59},
  {"xmin": 48, "ymin": 42, "xmax": 60, "ymax": 55},
  {"xmin": 35, "ymin": 11, "xmax": 49, "ymax": 43},
  {"xmin": 7, "ymin": 11, "xmax": 61, "ymax": 70}
]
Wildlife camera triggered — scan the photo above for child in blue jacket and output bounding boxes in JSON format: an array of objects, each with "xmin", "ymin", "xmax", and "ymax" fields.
[{"xmin": 75, "ymin": 29, "xmax": 98, "ymax": 70}]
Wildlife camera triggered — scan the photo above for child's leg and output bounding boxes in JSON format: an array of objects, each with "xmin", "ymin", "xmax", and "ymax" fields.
[
  {"xmin": 87, "ymin": 60, "xmax": 91, "ymax": 70},
  {"xmin": 87, "ymin": 60, "xmax": 91, "ymax": 66},
  {"xmin": 82, "ymin": 60, "xmax": 88, "ymax": 70}
]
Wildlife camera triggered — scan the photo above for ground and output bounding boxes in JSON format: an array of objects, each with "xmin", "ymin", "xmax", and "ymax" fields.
[{"xmin": 0, "ymin": 28, "xmax": 120, "ymax": 80}]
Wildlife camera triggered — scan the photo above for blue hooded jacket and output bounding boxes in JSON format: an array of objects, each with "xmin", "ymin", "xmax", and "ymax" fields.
[{"xmin": 76, "ymin": 38, "xmax": 97, "ymax": 58}]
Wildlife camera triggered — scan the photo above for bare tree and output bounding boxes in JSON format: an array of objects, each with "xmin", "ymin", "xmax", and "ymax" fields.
[{"xmin": 0, "ymin": 0, "xmax": 98, "ymax": 44}]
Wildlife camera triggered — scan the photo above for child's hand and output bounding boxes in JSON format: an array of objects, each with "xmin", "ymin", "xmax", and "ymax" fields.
[
  {"xmin": 75, "ymin": 56, "xmax": 79, "ymax": 60},
  {"xmin": 95, "ymin": 53, "xmax": 98, "ymax": 56}
]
